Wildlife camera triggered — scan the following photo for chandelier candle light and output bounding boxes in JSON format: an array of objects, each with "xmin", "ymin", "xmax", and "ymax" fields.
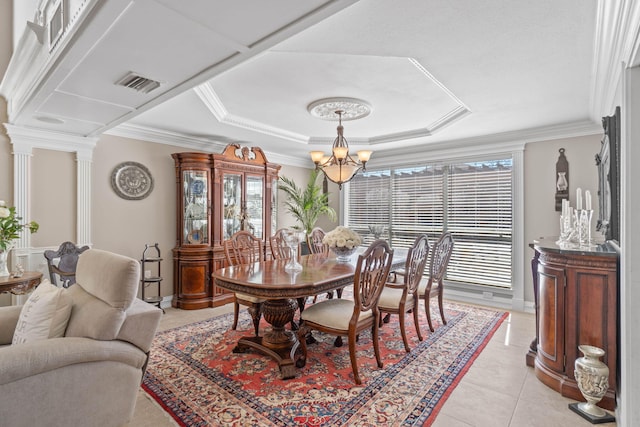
[{"xmin": 310, "ymin": 110, "xmax": 372, "ymax": 189}]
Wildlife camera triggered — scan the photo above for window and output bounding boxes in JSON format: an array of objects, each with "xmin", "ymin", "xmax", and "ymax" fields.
[{"xmin": 346, "ymin": 157, "xmax": 513, "ymax": 289}]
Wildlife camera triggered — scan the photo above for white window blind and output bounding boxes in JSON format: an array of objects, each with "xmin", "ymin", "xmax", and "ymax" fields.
[
  {"xmin": 346, "ymin": 170, "xmax": 391, "ymax": 245},
  {"xmin": 390, "ymin": 166, "xmax": 444, "ymax": 248},
  {"xmin": 446, "ymin": 159, "xmax": 512, "ymax": 288},
  {"xmin": 347, "ymin": 157, "xmax": 513, "ymax": 289}
]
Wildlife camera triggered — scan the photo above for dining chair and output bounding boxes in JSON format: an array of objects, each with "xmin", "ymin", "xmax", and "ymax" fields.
[
  {"xmin": 296, "ymin": 239, "xmax": 394, "ymax": 385},
  {"xmin": 307, "ymin": 227, "xmax": 342, "ymax": 301},
  {"xmin": 44, "ymin": 241, "xmax": 90, "ymax": 288},
  {"xmin": 307, "ymin": 227, "xmax": 329, "ymax": 255},
  {"xmin": 223, "ymin": 231, "xmax": 266, "ymax": 336},
  {"xmin": 417, "ymin": 232, "xmax": 454, "ymax": 332},
  {"xmin": 269, "ymin": 228, "xmax": 291, "ymax": 260},
  {"xmin": 378, "ymin": 234, "xmax": 430, "ymax": 352}
]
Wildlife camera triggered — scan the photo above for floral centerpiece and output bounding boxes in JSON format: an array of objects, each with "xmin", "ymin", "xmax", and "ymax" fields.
[
  {"xmin": 323, "ymin": 226, "xmax": 362, "ymax": 262},
  {"xmin": 0, "ymin": 201, "xmax": 39, "ymax": 276}
]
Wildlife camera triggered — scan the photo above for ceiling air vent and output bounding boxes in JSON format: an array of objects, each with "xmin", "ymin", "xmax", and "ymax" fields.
[{"xmin": 115, "ymin": 72, "xmax": 161, "ymax": 94}]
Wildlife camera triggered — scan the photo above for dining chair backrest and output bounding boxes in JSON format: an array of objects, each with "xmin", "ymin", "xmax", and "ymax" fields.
[
  {"xmin": 429, "ymin": 232, "xmax": 454, "ymax": 282},
  {"xmin": 403, "ymin": 234, "xmax": 430, "ymax": 294},
  {"xmin": 224, "ymin": 231, "xmax": 264, "ymax": 266},
  {"xmin": 308, "ymin": 227, "xmax": 328, "ymax": 255},
  {"xmin": 269, "ymin": 229, "xmax": 291, "ymax": 260},
  {"xmin": 44, "ymin": 241, "xmax": 90, "ymax": 288},
  {"xmin": 353, "ymin": 239, "xmax": 394, "ymax": 313}
]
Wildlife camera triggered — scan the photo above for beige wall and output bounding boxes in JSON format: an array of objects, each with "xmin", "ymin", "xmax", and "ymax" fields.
[
  {"xmin": 523, "ymin": 134, "xmax": 601, "ymax": 303},
  {"xmin": 31, "ymin": 149, "xmax": 76, "ymax": 246}
]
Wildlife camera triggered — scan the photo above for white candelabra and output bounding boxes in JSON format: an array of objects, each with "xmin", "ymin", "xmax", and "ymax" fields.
[{"xmin": 557, "ymin": 188, "xmax": 594, "ymax": 247}]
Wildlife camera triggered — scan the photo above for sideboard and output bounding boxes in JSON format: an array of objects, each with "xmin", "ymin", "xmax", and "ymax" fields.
[{"xmin": 527, "ymin": 237, "xmax": 619, "ymax": 410}]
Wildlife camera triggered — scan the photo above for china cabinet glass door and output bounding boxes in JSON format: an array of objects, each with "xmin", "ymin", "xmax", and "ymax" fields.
[
  {"xmin": 183, "ymin": 170, "xmax": 208, "ymax": 245},
  {"xmin": 223, "ymin": 173, "xmax": 242, "ymax": 240},
  {"xmin": 271, "ymin": 178, "xmax": 278, "ymax": 236},
  {"xmin": 246, "ymin": 175, "xmax": 264, "ymax": 238}
]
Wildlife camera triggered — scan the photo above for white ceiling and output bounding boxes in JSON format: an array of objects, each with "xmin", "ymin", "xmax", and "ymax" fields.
[{"xmin": 3, "ymin": 0, "xmax": 604, "ymax": 165}]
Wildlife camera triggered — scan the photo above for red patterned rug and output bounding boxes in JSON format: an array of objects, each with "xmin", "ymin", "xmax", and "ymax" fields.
[{"xmin": 142, "ymin": 301, "xmax": 507, "ymax": 426}]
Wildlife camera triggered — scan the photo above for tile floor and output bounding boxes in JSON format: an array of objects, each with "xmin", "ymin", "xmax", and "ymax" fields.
[{"xmin": 126, "ymin": 303, "xmax": 617, "ymax": 427}]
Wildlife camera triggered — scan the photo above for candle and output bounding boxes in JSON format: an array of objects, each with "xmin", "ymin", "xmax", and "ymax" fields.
[
  {"xmin": 585, "ymin": 190, "xmax": 592, "ymax": 211},
  {"xmin": 576, "ymin": 188, "xmax": 582, "ymax": 210}
]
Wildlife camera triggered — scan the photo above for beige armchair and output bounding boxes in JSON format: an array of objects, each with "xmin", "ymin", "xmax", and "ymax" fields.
[{"xmin": 0, "ymin": 249, "xmax": 162, "ymax": 427}]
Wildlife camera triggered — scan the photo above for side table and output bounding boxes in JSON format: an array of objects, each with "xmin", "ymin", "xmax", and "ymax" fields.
[{"xmin": 0, "ymin": 272, "xmax": 43, "ymax": 295}]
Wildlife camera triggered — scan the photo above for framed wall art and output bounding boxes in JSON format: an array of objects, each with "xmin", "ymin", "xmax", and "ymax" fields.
[{"xmin": 596, "ymin": 106, "xmax": 620, "ymax": 242}]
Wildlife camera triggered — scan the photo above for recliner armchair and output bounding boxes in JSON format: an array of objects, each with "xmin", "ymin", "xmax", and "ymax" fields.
[{"xmin": 0, "ymin": 249, "xmax": 162, "ymax": 427}]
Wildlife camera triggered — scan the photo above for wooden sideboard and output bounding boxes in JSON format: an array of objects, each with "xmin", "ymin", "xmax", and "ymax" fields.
[{"xmin": 527, "ymin": 238, "xmax": 619, "ymax": 410}]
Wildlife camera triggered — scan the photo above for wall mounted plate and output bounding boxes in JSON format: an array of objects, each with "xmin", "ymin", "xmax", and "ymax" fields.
[{"xmin": 111, "ymin": 161, "xmax": 154, "ymax": 200}]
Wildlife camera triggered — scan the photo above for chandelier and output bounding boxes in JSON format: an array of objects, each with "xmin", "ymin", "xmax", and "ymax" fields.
[{"xmin": 309, "ymin": 110, "xmax": 372, "ymax": 189}]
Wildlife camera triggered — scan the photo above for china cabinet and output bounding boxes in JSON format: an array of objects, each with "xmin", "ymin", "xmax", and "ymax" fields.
[
  {"xmin": 172, "ymin": 145, "xmax": 280, "ymax": 309},
  {"xmin": 527, "ymin": 238, "xmax": 619, "ymax": 410}
]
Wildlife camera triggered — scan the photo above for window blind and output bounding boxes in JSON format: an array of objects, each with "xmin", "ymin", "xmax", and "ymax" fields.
[{"xmin": 347, "ymin": 157, "xmax": 513, "ymax": 289}]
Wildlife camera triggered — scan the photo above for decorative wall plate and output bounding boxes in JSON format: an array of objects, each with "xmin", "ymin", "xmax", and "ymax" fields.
[{"xmin": 111, "ymin": 161, "xmax": 154, "ymax": 200}]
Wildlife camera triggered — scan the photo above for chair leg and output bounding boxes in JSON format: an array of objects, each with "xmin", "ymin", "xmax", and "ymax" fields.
[
  {"xmin": 438, "ymin": 286, "xmax": 447, "ymax": 325},
  {"xmin": 295, "ymin": 322, "xmax": 309, "ymax": 368},
  {"xmin": 348, "ymin": 331, "xmax": 361, "ymax": 385},
  {"xmin": 425, "ymin": 297, "xmax": 435, "ymax": 332},
  {"xmin": 413, "ymin": 302, "xmax": 423, "ymax": 342},
  {"xmin": 232, "ymin": 301, "xmax": 240, "ymax": 330},
  {"xmin": 372, "ymin": 318, "xmax": 383, "ymax": 369},
  {"xmin": 399, "ymin": 311, "xmax": 410, "ymax": 353}
]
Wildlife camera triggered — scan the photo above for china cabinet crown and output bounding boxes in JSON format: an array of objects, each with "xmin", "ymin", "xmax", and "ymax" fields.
[{"xmin": 172, "ymin": 145, "xmax": 280, "ymax": 309}]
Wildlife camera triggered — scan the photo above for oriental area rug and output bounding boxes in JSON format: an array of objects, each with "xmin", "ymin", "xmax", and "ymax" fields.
[{"xmin": 142, "ymin": 301, "xmax": 507, "ymax": 426}]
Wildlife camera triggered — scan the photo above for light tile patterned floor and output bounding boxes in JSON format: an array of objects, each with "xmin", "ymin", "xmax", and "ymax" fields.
[{"xmin": 126, "ymin": 304, "xmax": 617, "ymax": 427}]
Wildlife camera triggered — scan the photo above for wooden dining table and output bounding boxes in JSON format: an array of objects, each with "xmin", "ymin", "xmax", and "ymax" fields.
[{"xmin": 212, "ymin": 248, "xmax": 406, "ymax": 379}]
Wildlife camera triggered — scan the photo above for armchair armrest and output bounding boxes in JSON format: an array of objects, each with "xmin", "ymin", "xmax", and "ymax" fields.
[
  {"xmin": 0, "ymin": 306, "xmax": 22, "ymax": 345},
  {"xmin": 0, "ymin": 337, "xmax": 147, "ymax": 386}
]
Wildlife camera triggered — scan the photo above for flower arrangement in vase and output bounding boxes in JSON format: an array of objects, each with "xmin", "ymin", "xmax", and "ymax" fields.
[
  {"xmin": 0, "ymin": 200, "xmax": 39, "ymax": 277},
  {"xmin": 322, "ymin": 226, "xmax": 362, "ymax": 261}
]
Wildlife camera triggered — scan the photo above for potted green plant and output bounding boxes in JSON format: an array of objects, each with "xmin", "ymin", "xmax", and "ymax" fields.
[{"xmin": 278, "ymin": 169, "xmax": 336, "ymax": 247}]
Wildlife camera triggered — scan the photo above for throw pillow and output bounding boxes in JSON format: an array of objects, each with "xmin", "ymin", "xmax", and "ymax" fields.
[{"xmin": 12, "ymin": 279, "xmax": 73, "ymax": 345}]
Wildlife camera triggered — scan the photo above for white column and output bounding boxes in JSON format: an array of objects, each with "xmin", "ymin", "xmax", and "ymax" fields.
[
  {"xmin": 8, "ymin": 138, "xmax": 34, "ymax": 250},
  {"xmin": 4, "ymin": 124, "xmax": 98, "ymax": 249},
  {"xmin": 76, "ymin": 148, "xmax": 93, "ymax": 246},
  {"xmin": 620, "ymin": 64, "xmax": 640, "ymax": 427}
]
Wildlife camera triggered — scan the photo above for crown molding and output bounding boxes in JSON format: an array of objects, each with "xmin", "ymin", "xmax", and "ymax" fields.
[
  {"xmin": 193, "ymin": 54, "xmax": 472, "ymax": 147},
  {"xmin": 590, "ymin": 0, "xmax": 640, "ymax": 118},
  {"xmin": 106, "ymin": 123, "xmax": 227, "ymax": 152},
  {"xmin": 107, "ymin": 123, "xmax": 310, "ymax": 167},
  {"xmin": 194, "ymin": 83, "xmax": 310, "ymax": 144},
  {"xmin": 4, "ymin": 124, "xmax": 98, "ymax": 156},
  {"xmin": 368, "ymin": 119, "xmax": 602, "ymax": 169}
]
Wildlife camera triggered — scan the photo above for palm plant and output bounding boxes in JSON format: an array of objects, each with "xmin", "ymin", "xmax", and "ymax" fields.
[{"xmin": 278, "ymin": 169, "xmax": 336, "ymax": 235}]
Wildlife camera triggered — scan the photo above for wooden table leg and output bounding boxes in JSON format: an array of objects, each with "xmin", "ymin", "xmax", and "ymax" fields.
[{"xmin": 233, "ymin": 298, "xmax": 300, "ymax": 379}]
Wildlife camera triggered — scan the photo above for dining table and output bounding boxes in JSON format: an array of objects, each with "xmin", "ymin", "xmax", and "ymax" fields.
[{"xmin": 212, "ymin": 247, "xmax": 407, "ymax": 379}]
